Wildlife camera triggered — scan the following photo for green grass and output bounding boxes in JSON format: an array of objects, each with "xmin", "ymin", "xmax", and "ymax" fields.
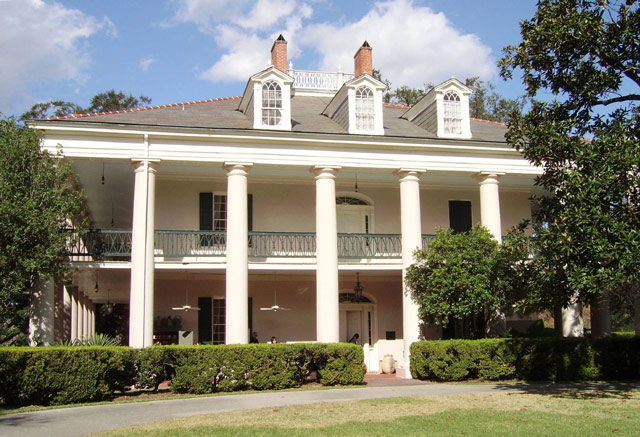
[{"xmin": 96, "ymin": 389, "xmax": 640, "ymax": 436}]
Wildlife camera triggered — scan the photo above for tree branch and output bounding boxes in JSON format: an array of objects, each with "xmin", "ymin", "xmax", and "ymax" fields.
[{"xmin": 595, "ymin": 94, "xmax": 640, "ymax": 106}]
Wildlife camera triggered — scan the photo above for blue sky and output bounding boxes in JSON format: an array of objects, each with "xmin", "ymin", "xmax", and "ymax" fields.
[{"xmin": 0, "ymin": 0, "xmax": 537, "ymax": 116}]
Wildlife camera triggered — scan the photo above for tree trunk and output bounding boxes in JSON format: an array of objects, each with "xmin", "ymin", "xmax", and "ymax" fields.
[
  {"xmin": 553, "ymin": 305, "xmax": 563, "ymax": 336},
  {"xmin": 590, "ymin": 289, "xmax": 611, "ymax": 338},
  {"xmin": 634, "ymin": 294, "xmax": 640, "ymax": 337},
  {"xmin": 562, "ymin": 294, "xmax": 584, "ymax": 337}
]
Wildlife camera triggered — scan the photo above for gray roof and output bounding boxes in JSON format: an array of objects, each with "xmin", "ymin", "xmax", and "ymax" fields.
[{"xmin": 42, "ymin": 95, "xmax": 507, "ymax": 143}]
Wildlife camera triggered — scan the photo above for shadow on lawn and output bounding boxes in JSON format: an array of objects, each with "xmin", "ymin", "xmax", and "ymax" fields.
[{"xmin": 492, "ymin": 381, "xmax": 640, "ymax": 399}]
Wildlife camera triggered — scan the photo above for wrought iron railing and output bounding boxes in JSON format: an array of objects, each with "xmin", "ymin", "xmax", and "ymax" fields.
[
  {"xmin": 155, "ymin": 230, "xmax": 226, "ymax": 257},
  {"xmin": 68, "ymin": 230, "xmax": 439, "ymax": 261},
  {"xmin": 248, "ymin": 232, "xmax": 316, "ymax": 257},
  {"xmin": 422, "ymin": 234, "xmax": 436, "ymax": 250},
  {"xmin": 290, "ymin": 69, "xmax": 354, "ymax": 91},
  {"xmin": 68, "ymin": 229, "xmax": 132, "ymax": 261},
  {"xmin": 338, "ymin": 233, "xmax": 402, "ymax": 258}
]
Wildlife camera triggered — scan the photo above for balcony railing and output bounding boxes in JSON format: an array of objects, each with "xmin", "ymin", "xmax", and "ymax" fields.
[
  {"xmin": 248, "ymin": 232, "xmax": 316, "ymax": 257},
  {"xmin": 290, "ymin": 69, "xmax": 354, "ymax": 91},
  {"xmin": 338, "ymin": 233, "xmax": 402, "ymax": 258},
  {"xmin": 68, "ymin": 229, "xmax": 132, "ymax": 261},
  {"xmin": 68, "ymin": 229, "xmax": 437, "ymax": 261}
]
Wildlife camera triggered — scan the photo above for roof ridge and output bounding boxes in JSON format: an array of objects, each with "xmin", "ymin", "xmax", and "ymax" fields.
[
  {"xmin": 470, "ymin": 117, "xmax": 507, "ymax": 127},
  {"xmin": 47, "ymin": 96, "xmax": 243, "ymax": 120}
]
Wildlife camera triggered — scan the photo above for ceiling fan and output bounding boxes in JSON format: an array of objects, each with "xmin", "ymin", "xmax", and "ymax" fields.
[
  {"xmin": 260, "ymin": 289, "xmax": 291, "ymax": 312},
  {"xmin": 172, "ymin": 282, "xmax": 200, "ymax": 312}
]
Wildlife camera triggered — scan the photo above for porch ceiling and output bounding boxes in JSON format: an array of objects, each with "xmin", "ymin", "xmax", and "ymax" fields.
[
  {"xmin": 72, "ymin": 158, "xmax": 540, "ymax": 228},
  {"xmin": 75, "ymin": 267, "xmax": 400, "ymax": 304}
]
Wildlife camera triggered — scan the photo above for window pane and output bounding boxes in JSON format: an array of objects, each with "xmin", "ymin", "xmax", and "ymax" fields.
[{"xmin": 355, "ymin": 87, "xmax": 375, "ymax": 131}]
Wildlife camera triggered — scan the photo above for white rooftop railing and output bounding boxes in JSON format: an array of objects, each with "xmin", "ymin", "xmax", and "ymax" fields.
[{"xmin": 290, "ymin": 68, "xmax": 354, "ymax": 91}]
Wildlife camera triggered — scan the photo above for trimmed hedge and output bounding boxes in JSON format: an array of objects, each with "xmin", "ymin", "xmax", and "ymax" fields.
[
  {"xmin": 0, "ymin": 343, "xmax": 364, "ymax": 406},
  {"xmin": 0, "ymin": 347, "xmax": 136, "ymax": 406},
  {"xmin": 410, "ymin": 336, "xmax": 640, "ymax": 382}
]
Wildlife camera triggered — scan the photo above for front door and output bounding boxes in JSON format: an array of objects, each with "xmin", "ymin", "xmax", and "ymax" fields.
[{"xmin": 346, "ymin": 310, "xmax": 362, "ymax": 344}]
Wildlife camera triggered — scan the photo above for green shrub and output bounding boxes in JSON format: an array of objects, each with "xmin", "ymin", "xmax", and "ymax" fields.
[
  {"xmin": 0, "ymin": 342, "xmax": 365, "ymax": 406},
  {"xmin": 410, "ymin": 337, "xmax": 640, "ymax": 382},
  {"xmin": 168, "ymin": 343, "xmax": 364, "ymax": 393},
  {"xmin": 0, "ymin": 346, "xmax": 136, "ymax": 406}
]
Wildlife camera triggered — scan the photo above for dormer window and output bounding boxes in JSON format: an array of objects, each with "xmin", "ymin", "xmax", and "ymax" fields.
[
  {"xmin": 262, "ymin": 81, "xmax": 282, "ymax": 126},
  {"xmin": 400, "ymin": 78, "xmax": 472, "ymax": 139},
  {"xmin": 443, "ymin": 91, "xmax": 462, "ymax": 135},
  {"xmin": 355, "ymin": 87, "xmax": 375, "ymax": 131}
]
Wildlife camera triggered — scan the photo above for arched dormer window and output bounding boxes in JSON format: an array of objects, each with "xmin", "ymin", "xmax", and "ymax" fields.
[
  {"xmin": 443, "ymin": 91, "xmax": 462, "ymax": 135},
  {"xmin": 355, "ymin": 87, "xmax": 374, "ymax": 131},
  {"xmin": 262, "ymin": 81, "xmax": 282, "ymax": 126}
]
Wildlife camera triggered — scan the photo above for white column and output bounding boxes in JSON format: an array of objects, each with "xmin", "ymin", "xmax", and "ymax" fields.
[
  {"xmin": 224, "ymin": 162, "xmax": 252, "ymax": 344},
  {"xmin": 476, "ymin": 172, "xmax": 506, "ymax": 336},
  {"xmin": 77, "ymin": 291, "xmax": 85, "ymax": 339},
  {"xmin": 28, "ymin": 278, "xmax": 55, "ymax": 346},
  {"xmin": 71, "ymin": 287, "xmax": 79, "ymax": 341},
  {"xmin": 83, "ymin": 295, "xmax": 89, "ymax": 339},
  {"xmin": 129, "ymin": 159, "xmax": 160, "ymax": 348},
  {"xmin": 562, "ymin": 293, "xmax": 584, "ymax": 337},
  {"xmin": 476, "ymin": 172, "xmax": 504, "ymax": 243},
  {"xmin": 62, "ymin": 284, "xmax": 72, "ymax": 341},
  {"xmin": 396, "ymin": 169, "xmax": 424, "ymax": 377},
  {"xmin": 312, "ymin": 166, "xmax": 341, "ymax": 343},
  {"xmin": 89, "ymin": 303, "xmax": 95, "ymax": 336}
]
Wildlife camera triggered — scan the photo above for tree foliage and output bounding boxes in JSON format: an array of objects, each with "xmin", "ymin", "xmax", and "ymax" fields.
[
  {"xmin": 373, "ymin": 69, "xmax": 525, "ymax": 122},
  {"xmin": 499, "ymin": 0, "xmax": 640, "ymax": 319},
  {"xmin": 406, "ymin": 226, "xmax": 501, "ymax": 338},
  {"xmin": 465, "ymin": 77, "xmax": 528, "ymax": 123},
  {"xmin": 85, "ymin": 90, "xmax": 152, "ymax": 114},
  {"xmin": 20, "ymin": 90, "xmax": 151, "ymax": 120},
  {"xmin": 0, "ymin": 117, "xmax": 85, "ymax": 345}
]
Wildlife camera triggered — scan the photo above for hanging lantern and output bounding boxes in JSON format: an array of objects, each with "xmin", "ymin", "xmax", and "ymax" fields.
[{"xmin": 353, "ymin": 272, "xmax": 363, "ymax": 302}]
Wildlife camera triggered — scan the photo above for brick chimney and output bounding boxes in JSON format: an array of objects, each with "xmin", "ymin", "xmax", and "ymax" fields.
[
  {"xmin": 271, "ymin": 34, "xmax": 288, "ymax": 74},
  {"xmin": 354, "ymin": 41, "xmax": 372, "ymax": 77}
]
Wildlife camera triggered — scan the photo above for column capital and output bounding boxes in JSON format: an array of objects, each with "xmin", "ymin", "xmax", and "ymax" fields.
[
  {"xmin": 311, "ymin": 165, "xmax": 341, "ymax": 179},
  {"xmin": 474, "ymin": 172, "xmax": 505, "ymax": 184},
  {"xmin": 223, "ymin": 162, "xmax": 253, "ymax": 175},
  {"xmin": 394, "ymin": 168, "xmax": 426, "ymax": 182},
  {"xmin": 131, "ymin": 159, "xmax": 161, "ymax": 173}
]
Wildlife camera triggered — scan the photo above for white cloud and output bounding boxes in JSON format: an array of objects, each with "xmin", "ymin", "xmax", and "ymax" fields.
[
  {"xmin": 139, "ymin": 57, "xmax": 157, "ymax": 72},
  {"xmin": 194, "ymin": 1, "xmax": 311, "ymax": 82},
  {"xmin": 232, "ymin": 0, "xmax": 297, "ymax": 30},
  {"xmin": 0, "ymin": 0, "xmax": 114, "ymax": 111},
  {"xmin": 297, "ymin": 0, "xmax": 495, "ymax": 88},
  {"xmin": 174, "ymin": 0, "xmax": 494, "ymax": 88},
  {"xmin": 170, "ymin": 0, "xmax": 251, "ymax": 33}
]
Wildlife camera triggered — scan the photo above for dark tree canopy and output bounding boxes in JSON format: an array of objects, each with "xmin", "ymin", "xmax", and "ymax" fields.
[
  {"xmin": 20, "ymin": 90, "xmax": 152, "ymax": 120},
  {"xmin": 406, "ymin": 226, "xmax": 501, "ymax": 338},
  {"xmin": 499, "ymin": 0, "xmax": 640, "ymax": 316},
  {"xmin": 86, "ymin": 90, "xmax": 152, "ymax": 114},
  {"xmin": 373, "ymin": 69, "xmax": 524, "ymax": 122},
  {"xmin": 0, "ymin": 117, "xmax": 85, "ymax": 345}
]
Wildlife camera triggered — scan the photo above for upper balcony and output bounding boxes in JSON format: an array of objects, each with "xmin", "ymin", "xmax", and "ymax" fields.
[
  {"xmin": 290, "ymin": 67, "xmax": 355, "ymax": 94},
  {"xmin": 68, "ymin": 229, "xmax": 437, "ymax": 262}
]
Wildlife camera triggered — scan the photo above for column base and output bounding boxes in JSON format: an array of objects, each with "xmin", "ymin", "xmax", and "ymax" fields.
[{"xmin": 395, "ymin": 366, "xmax": 413, "ymax": 379}]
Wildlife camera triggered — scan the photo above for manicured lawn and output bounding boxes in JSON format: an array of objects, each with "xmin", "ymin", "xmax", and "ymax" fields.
[{"xmin": 97, "ymin": 389, "xmax": 640, "ymax": 436}]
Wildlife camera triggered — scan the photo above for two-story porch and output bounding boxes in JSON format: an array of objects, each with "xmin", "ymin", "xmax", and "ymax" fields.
[{"xmin": 58, "ymin": 157, "xmax": 537, "ymax": 373}]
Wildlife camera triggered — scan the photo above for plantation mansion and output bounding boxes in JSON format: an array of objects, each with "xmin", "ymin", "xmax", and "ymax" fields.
[{"xmin": 28, "ymin": 37, "xmax": 541, "ymax": 376}]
